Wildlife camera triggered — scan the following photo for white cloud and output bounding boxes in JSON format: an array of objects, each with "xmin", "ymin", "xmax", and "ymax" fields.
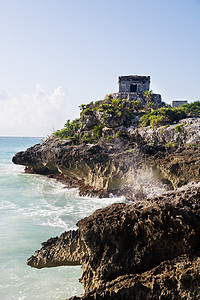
[{"xmin": 0, "ymin": 85, "xmax": 72, "ymax": 137}]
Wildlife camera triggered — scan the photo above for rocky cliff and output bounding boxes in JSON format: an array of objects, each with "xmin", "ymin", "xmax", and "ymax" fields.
[
  {"xmin": 12, "ymin": 99, "xmax": 200, "ymax": 299},
  {"xmin": 12, "ymin": 118, "xmax": 200, "ymax": 196},
  {"xmin": 27, "ymin": 182, "xmax": 200, "ymax": 299}
]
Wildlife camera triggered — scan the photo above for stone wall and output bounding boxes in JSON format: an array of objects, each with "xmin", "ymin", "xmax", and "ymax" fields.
[
  {"xmin": 110, "ymin": 92, "xmax": 143, "ymax": 101},
  {"xmin": 170, "ymin": 100, "xmax": 188, "ymax": 108},
  {"xmin": 108, "ymin": 75, "xmax": 162, "ymax": 106},
  {"xmin": 118, "ymin": 75, "xmax": 150, "ymax": 93},
  {"xmin": 110, "ymin": 92, "xmax": 162, "ymax": 106}
]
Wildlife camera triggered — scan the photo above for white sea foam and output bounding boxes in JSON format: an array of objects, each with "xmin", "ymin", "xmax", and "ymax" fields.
[
  {"xmin": 0, "ymin": 200, "xmax": 19, "ymax": 210},
  {"xmin": 126, "ymin": 168, "xmax": 170, "ymax": 200},
  {"xmin": 0, "ymin": 162, "xmax": 24, "ymax": 174}
]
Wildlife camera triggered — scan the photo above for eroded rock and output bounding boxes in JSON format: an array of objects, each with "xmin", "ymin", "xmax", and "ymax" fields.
[
  {"xmin": 12, "ymin": 119, "xmax": 200, "ymax": 195},
  {"xmin": 70, "ymin": 254, "xmax": 200, "ymax": 300},
  {"xmin": 27, "ymin": 230, "xmax": 86, "ymax": 268},
  {"xmin": 27, "ymin": 182, "xmax": 200, "ymax": 299}
]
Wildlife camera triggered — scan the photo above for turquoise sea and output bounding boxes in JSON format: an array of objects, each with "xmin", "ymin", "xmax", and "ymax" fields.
[{"xmin": 0, "ymin": 137, "xmax": 124, "ymax": 300}]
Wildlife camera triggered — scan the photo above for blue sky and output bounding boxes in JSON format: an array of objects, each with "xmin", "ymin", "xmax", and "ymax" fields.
[{"xmin": 0, "ymin": 0, "xmax": 199, "ymax": 136}]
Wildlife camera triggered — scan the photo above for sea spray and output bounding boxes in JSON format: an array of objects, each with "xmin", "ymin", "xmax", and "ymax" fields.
[{"xmin": 129, "ymin": 168, "xmax": 171, "ymax": 200}]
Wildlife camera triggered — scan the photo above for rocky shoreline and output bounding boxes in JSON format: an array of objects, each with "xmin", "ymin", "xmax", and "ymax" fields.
[
  {"xmin": 12, "ymin": 112, "xmax": 200, "ymax": 298},
  {"xmin": 13, "ymin": 118, "xmax": 200, "ymax": 197},
  {"xmin": 27, "ymin": 182, "xmax": 200, "ymax": 299}
]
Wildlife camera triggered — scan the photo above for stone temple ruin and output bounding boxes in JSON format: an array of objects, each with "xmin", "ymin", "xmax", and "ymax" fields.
[
  {"xmin": 111, "ymin": 75, "xmax": 162, "ymax": 106},
  {"xmin": 170, "ymin": 100, "xmax": 188, "ymax": 108}
]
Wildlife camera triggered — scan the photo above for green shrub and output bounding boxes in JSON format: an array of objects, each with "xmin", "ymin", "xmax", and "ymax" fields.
[
  {"xmin": 112, "ymin": 98, "xmax": 121, "ymax": 105},
  {"xmin": 82, "ymin": 132, "xmax": 95, "ymax": 144},
  {"xmin": 94, "ymin": 97, "xmax": 144, "ymax": 125},
  {"xmin": 139, "ymin": 114, "xmax": 151, "ymax": 127},
  {"xmin": 181, "ymin": 101, "xmax": 200, "ymax": 116},
  {"xmin": 79, "ymin": 104, "xmax": 86, "ymax": 111},
  {"xmin": 55, "ymin": 99, "xmax": 200, "ymax": 145},
  {"xmin": 133, "ymin": 100, "xmax": 143, "ymax": 110},
  {"xmin": 144, "ymin": 90, "xmax": 153, "ymax": 105},
  {"xmin": 174, "ymin": 124, "xmax": 184, "ymax": 132},
  {"xmin": 139, "ymin": 106, "xmax": 187, "ymax": 128},
  {"xmin": 105, "ymin": 94, "xmax": 113, "ymax": 101},
  {"xmin": 54, "ymin": 127, "xmax": 69, "ymax": 139},
  {"xmin": 54, "ymin": 118, "xmax": 81, "ymax": 139},
  {"xmin": 70, "ymin": 134, "xmax": 80, "ymax": 145},
  {"xmin": 106, "ymin": 136, "xmax": 113, "ymax": 142},
  {"xmin": 116, "ymin": 131, "xmax": 125, "ymax": 138},
  {"xmin": 126, "ymin": 149, "xmax": 135, "ymax": 154},
  {"xmin": 93, "ymin": 124, "xmax": 104, "ymax": 137},
  {"xmin": 166, "ymin": 142, "xmax": 176, "ymax": 148},
  {"xmin": 102, "ymin": 112, "xmax": 109, "ymax": 120},
  {"xmin": 149, "ymin": 115, "xmax": 168, "ymax": 128},
  {"xmin": 186, "ymin": 143, "xmax": 198, "ymax": 149}
]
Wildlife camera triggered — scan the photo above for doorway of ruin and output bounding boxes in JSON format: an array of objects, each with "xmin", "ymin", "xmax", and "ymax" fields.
[{"xmin": 130, "ymin": 84, "xmax": 137, "ymax": 92}]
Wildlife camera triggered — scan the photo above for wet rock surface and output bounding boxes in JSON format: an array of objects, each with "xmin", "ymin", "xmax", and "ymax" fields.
[{"xmin": 27, "ymin": 182, "xmax": 200, "ymax": 299}]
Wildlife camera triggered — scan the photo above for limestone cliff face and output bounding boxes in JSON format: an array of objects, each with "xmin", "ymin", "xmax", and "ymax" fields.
[
  {"xmin": 154, "ymin": 148, "xmax": 200, "ymax": 188},
  {"xmin": 12, "ymin": 135, "xmax": 158, "ymax": 192},
  {"xmin": 130, "ymin": 117, "xmax": 200, "ymax": 147},
  {"xmin": 27, "ymin": 182, "xmax": 200, "ymax": 299},
  {"xmin": 27, "ymin": 230, "xmax": 85, "ymax": 268},
  {"xmin": 12, "ymin": 118, "xmax": 200, "ymax": 193}
]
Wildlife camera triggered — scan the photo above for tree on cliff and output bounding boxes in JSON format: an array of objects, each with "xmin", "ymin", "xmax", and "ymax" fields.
[{"xmin": 144, "ymin": 90, "xmax": 154, "ymax": 108}]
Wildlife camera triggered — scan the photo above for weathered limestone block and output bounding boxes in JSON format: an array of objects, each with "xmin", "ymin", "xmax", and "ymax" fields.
[
  {"xmin": 27, "ymin": 230, "xmax": 86, "ymax": 268},
  {"xmin": 132, "ymin": 118, "xmax": 200, "ymax": 147}
]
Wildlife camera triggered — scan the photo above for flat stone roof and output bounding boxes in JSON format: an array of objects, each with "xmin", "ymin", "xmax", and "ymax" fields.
[{"xmin": 118, "ymin": 75, "xmax": 150, "ymax": 82}]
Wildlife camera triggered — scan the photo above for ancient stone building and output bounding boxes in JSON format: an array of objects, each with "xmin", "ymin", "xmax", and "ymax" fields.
[
  {"xmin": 170, "ymin": 100, "xmax": 188, "ymax": 108},
  {"xmin": 110, "ymin": 75, "xmax": 162, "ymax": 106},
  {"xmin": 118, "ymin": 75, "xmax": 150, "ymax": 93}
]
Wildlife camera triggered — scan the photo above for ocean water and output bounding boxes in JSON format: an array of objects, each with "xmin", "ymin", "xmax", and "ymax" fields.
[{"xmin": 0, "ymin": 137, "xmax": 125, "ymax": 300}]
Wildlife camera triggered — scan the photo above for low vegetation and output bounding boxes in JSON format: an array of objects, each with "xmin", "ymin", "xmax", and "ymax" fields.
[
  {"xmin": 166, "ymin": 142, "xmax": 177, "ymax": 148},
  {"xmin": 54, "ymin": 98, "xmax": 200, "ymax": 145},
  {"xmin": 54, "ymin": 96, "xmax": 145, "ymax": 143},
  {"xmin": 174, "ymin": 124, "xmax": 185, "ymax": 132},
  {"xmin": 139, "ymin": 101, "xmax": 200, "ymax": 128},
  {"xmin": 181, "ymin": 101, "xmax": 200, "ymax": 116},
  {"xmin": 139, "ymin": 107, "xmax": 187, "ymax": 128}
]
